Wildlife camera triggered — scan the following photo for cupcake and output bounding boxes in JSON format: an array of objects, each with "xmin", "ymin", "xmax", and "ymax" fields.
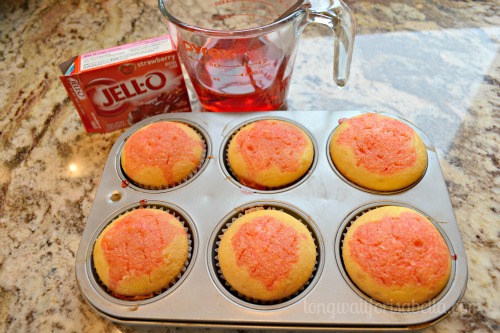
[
  {"xmin": 121, "ymin": 121, "xmax": 204, "ymax": 189},
  {"xmin": 342, "ymin": 206, "xmax": 452, "ymax": 306},
  {"xmin": 218, "ymin": 209, "xmax": 316, "ymax": 301},
  {"xmin": 329, "ymin": 113, "xmax": 427, "ymax": 191},
  {"xmin": 227, "ymin": 119, "xmax": 314, "ymax": 189},
  {"xmin": 93, "ymin": 208, "xmax": 189, "ymax": 298}
]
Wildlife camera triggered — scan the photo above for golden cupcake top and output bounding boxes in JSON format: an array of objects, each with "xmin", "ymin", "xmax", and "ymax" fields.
[
  {"xmin": 228, "ymin": 119, "xmax": 314, "ymax": 189},
  {"xmin": 121, "ymin": 121, "xmax": 204, "ymax": 188},
  {"xmin": 342, "ymin": 206, "xmax": 452, "ymax": 306},
  {"xmin": 218, "ymin": 209, "xmax": 316, "ymax": 301},
  {"xmin": 330, "ymin": 113, "xmax": 428, "ymax": 191},
  {"xmin": 93, "ymin": 208, "xmax": 189, "ymax": 298}
]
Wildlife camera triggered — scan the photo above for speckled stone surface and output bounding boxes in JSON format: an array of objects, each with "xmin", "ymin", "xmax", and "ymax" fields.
[{"xmin": 0, "ymin": 0, "xmax": 498, "ymax": 332}]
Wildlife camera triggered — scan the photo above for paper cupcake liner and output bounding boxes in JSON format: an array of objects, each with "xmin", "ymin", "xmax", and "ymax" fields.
[
  {"xmin": 91, "ymin": 204, "xmax": 195, "ymax": 302},
  {"xmin": 212, "ymin": 205, "xmax": 320, "ymax": 307},
  {"xmin": 222, "ymin": 119, "xmax": 315, "ymax": 192},
  {"xmin": 119, "ymin": 121, "xmax": 209, "ymax": 191},
  {"xmin": 338, "ymin": 203, "xmax": 455, "ymax": 312}
]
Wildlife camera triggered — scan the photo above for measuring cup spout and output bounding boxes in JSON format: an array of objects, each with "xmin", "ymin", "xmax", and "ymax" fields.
[{"xmin": 306, "ymin": 0, "xmax": 355, "ymax": 87}]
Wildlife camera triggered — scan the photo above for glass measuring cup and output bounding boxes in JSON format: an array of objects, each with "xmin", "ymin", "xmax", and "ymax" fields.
[{"xmin": 158, "ymin": 0, "xmax": 355, "ymax": 112}]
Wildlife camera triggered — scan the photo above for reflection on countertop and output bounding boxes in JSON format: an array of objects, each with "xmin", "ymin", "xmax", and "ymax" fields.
[{"xmin": 0, "ymin": 0, "xmax": 498, "ymax": 332}]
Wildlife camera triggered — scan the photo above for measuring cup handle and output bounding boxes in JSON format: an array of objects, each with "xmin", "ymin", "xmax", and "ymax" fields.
[{"xmin": 305, "ymin": 0, "xmax": 356, "ymax": 87}]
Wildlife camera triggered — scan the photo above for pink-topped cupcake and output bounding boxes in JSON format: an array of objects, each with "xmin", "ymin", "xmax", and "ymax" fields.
[
  {"xmin": 121, "ymin": 121, "xmax": 204, "ymax": 189},
  {"xmin": 93, "ymin": 208, "xmax": 188, "ymax": 298},
  {"xmin": 330, "ymin": 113, "xmax": 428, "ymax": 191},
  {"xmin": 218, "ymin": 209, "xmax": 316, "ymax": 301},
  {"xmin": 227, "ymin": 119, "xmax": 314, "ymax": 189},
  {"xmin": 342, "ymin": 206, "xmax": 452, "ymax": 306}
]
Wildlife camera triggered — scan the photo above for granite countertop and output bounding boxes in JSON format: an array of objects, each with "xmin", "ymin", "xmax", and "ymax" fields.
[{"xmin": 0, "ymin": 0, "xmax": 498, "ymax": 332}]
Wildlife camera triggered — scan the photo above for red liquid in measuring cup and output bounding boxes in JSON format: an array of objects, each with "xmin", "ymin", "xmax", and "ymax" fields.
[{"xmin": 181, "ymin": 37, "xmax": 291, "ymax": 112}]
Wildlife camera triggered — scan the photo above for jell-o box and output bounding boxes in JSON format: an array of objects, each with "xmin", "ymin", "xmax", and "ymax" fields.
[{"xmin": 59, "ymin": 35, "xmax": 191, "ymax": 133}]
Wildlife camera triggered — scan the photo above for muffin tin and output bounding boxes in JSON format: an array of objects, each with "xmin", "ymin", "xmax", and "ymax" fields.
[{"xmin": 75, "ymin": 111, "xmax": 468, "ymax": 331}]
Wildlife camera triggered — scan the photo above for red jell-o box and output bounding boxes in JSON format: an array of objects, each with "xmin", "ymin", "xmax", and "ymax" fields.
[{"xmin": 59, "ymin": 35, "xmax": 191, "ymax": 133}]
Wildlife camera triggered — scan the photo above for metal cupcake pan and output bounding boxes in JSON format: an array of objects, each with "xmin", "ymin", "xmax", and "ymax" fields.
[{"xmin": 75, "ymin": 111, "xmax": 468, "ymax": 331}]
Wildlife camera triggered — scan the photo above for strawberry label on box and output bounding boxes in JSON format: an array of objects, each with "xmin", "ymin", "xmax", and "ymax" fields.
[{"xmin": 59, "ymin": 35, "xmax": 191, "ymax": 133}]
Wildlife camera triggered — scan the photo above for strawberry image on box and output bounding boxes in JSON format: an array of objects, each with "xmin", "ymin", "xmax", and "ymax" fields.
[{"xmin": 59, "ymin": 35, "xmax": 191, "ymax": 133}]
